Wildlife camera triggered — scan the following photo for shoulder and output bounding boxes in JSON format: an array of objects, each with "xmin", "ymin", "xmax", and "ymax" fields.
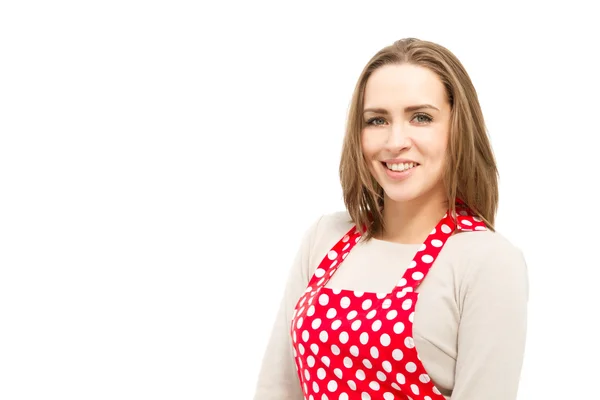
[
  {"xmin": 301, "ymin": 211, "xmax": 355, "ymax": 275},
  {"xmin": 448, "ymin": 229, "xmax": 528, "ymax": 292}
]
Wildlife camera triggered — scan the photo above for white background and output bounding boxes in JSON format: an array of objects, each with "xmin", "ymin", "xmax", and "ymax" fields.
[{"xmin": 1, "ymin": 1, "xmax": 599, "ymax": 399}]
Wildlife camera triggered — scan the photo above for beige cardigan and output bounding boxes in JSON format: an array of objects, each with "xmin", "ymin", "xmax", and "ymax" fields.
[{"xmin": 253, "ymin": 211, "xmax": 528, "ymax": 400}]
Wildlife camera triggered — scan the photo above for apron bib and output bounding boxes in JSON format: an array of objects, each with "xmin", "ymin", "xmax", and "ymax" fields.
[{"xmin": 290, "ymin": 203, "xmax": 487, "ymax": 400}]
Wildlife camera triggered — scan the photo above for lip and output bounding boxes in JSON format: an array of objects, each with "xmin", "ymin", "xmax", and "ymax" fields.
[
  {"xmin": 382, "ymin": 159, "xmax": 420, "ymax": 165},
  {"xmin": 381, "ymin": 161, "xmax": 419, "ymax": 181}
]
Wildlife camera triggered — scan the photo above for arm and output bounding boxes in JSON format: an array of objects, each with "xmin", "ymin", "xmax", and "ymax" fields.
[
  {"xmin": 253, "ymin": 216, "xmax": 323, "ymax": 400},
  {"xmin": 451, "ymin": 240, "xmax": 529, "ymax": 400}
]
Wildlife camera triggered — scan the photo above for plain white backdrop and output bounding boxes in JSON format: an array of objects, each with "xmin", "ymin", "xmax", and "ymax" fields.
[{"xmin": 1, "ymin": 1, "xmax": 599, "ymax": 399}]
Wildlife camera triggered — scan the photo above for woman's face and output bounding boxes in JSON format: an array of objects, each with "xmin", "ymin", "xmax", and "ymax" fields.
[{"xmin": 361, "ymin": 63, "xmax": 452, "ymax": 206}]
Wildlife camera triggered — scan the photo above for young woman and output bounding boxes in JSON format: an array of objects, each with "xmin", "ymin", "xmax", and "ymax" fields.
[{"xmin": 253, "ymin": 38, "xmax": 528, "ymax": 400}]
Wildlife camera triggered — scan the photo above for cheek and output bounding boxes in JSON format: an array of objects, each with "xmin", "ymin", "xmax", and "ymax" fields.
[{"xmin": 360, "ymin": 132, "xmax": 379, "ymax": 160}]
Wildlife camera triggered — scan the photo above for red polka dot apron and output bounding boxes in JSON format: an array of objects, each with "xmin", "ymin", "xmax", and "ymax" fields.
[{"xmin": 290, "ymin": 203, "xmax": 487, "ymax": 400}]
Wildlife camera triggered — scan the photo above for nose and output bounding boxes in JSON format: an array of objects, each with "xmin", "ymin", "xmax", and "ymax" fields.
[{"xmin": 384, "ymin": 122, "xmax": 411, "ymax": 151}]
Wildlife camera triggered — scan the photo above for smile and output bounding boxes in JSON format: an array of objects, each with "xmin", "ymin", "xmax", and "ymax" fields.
[{"xmin": 383, "ymin": 162, "xmax": 419, "ymax": 172}]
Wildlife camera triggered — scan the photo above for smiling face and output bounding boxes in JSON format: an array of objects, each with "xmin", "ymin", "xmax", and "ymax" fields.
[{"xmin": 361, "ymin": 63, "xmax": 452, "ymax": 207}]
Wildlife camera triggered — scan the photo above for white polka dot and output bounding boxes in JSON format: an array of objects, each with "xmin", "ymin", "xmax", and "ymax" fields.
[
  {"xmin": 299, "ymin": 343, "xmax": 305, "ymax": 355},
  {"xmin": 328, "ymin": 250, "xmax": 338, "ymax": 260},
  {"xmin": 419, "ymin": 374, "xmax": 430, "ymax": 383},
  {"xmin": 361, "ymin": 393, "xmax": 371, "ymax": 400},
  {"xmin": 348, "ymin": 380, "xmax": 356, "ymax": 390},
  {"xmin": 307, "ymin": 355, "xmax": 315, "ymax": 367},
  {"xmin": 350, "ymin": 345, "xmax": 359, "ymax": 357},
  {"xmin": 406, "ymin": 362, "xmax": 417, "ymax": 373},
  {"xmin": 312, "ymin": 318, "xmax": 322, "ymax": 329},
  {"xmin": 332, "ymin": 368, "xmax": 342, "ymax": 380},
  {"xmin": 431, "ymin": 239, "xmax": 443, "ymax": 247},
  {"xmin": 340, "ymin": 297, "xmax": 351, "ymax": 308},
  {"xmin": 393, "ymin": 322, "xmax": 405, "ymax": 334},
  {"xmin": 332, "ymin": 287, "xmax": 341, "ymax": 294},
  {"xmin": 304, "ymin": 383, "xmax": 308, "ymax": 395},
  {"xmin": 405, "ymin": 337, "xmax": 415, "ymax": 348},
  {"xmin": 331, "ymin": 344, "xmax": 340, "ymax": 355},
  {"xmin": 381, "ymin": 299, "xmax": 392, "ymax": 309},
  {"xmin": 293, "ymin": 330, "xmax": 297, "ymax": 343},
  {"xmin": 382, "ymin": 360, "xmax": 392, "ymax": 372},
  {"xmin": 296, "ymin": 317, "xmax": 304, "ymax": 329},
  {"xmin": 409, "ymin": 312, "xmax": 414, "ymax": 323},
  {"xmin": 421, "ymin": 254, "xmax": 434, "ymax": 263},
  {"xmin": 317, "ymin": 278, "xmax": 325, "ymax": 286},
  {"xmin": 343, "ymin": 242, "xmax": 350, "ymax": 251},
  {"xmin": 412, "ymin": 271, "xmax": 424, "ymax": 280},
  {"xmin": 376, "ymin": 292, "xmax": 387, "ymax": 299},
  {"xmin": 366, "ymin": 309, "xmax": 377, "ymax": 319},
  {"xmin": 313, "ymin": 381, "xmax": 319, "ymax": 393},
  {"xmin": 342, "ymin": 252, "xmax": 349, "ymax": 259},
  {"xmin": 408, "ymin": 260, "xmax": 417, "ymax": 268},
  {"xmin": 433, "ymin": 386, "xmax": 442, "ymax": 395},
  {"xmin": 430, "ymin": 227, "xmax": 436, "ymax": 234},
  {"xmin": 331, "ymin": 320, "xmax": 342, "ymax": 330},
  {"xmin": 354, "ymin": 291, "xmax": 364, "ymax": 297},
  {"xmin": 315, "ymin": 268, "xmax": 326, "ymax": 278},
  {"xmin": 339, "ymin": 393, "xmax": 348, "ymax": 400},
  {"xmin": 396, "ymin": 372, "xmax": 405, "ymax": 384},
  {"xmin": 392, "ymin": 349, "xmax": 403, "ymax": 360},
  {"xmin": 377, "ymin": 371, "xmax": 387, "ymax": 381},
  {"xmin": 343, "ymin": 357, "xmax": 353, "ymax": 368},
  {"xmin": 383, "ymin": 393, "xmax": 394, "ymax": 400},
  {"xmin": 402, "ymin": 299, "xmax": 413, "ymax": 310},
  {"xmin": 339, "ymin": 332, "xmax": 349, "ymax": 344},
  {"xmin": 343, "ymin": 235, "xmax": 350, "ymax": 242},
  {"xmin": 372, "ymin": 320, "xmax": 382, "ymax": 331},
  {"xmin": 411, "ymin": 384, "xmax": 420, "ymax": 395},
  {"xmin": 302, "ymin": 330, "xmax": 310, "ymax": 342},
  {"xmin": 351, "ymin": 320, "xmax": 362, "ymax": 331},
  {"xmin": 360, "ymin": 332, "xmax": 369, "ymax": 345},
  {"xmin": 362, "ymin": 299, "xmax": 372, "ymax": 310},
  {"xmin": 356, "ymin": 369, "xmax": 365, "ymax": 381},
  {"xmin": 391, "ymin": 383, "xmax": 401, "ymax": 391},
  {"xmin": 386, "ymin": 310, "xmax": 398, "ymax": 320},
  {"xmin": 326, "ymin": 308, "xmax": 337, "ymax": 319},
  {"xmin": 304, "ymin": 369, "xmax": 311, "ymax": 381},
  {"xmin": 369, "ymin": 381, "xmax": 380, "ymax": 390},
  {"xmin": 461, "ymin": 218, "xmax": 473, "ymax": 226},
  {"xmin": 347, "ymin": 310, "xmax": 358, "ymax": 320},
  {"xmin": 320, "ymin": 331, "xmax": 328, "ymax": 342},
  {"xmin": 317, "ymin": 368, "xmax": 326, "ymax": 380},
  {"xmin": 380, "ymin": 334, "xmax": 391, "ymax": 346},
  {"xmin": 328, "ymin": 380, "xmax": 338, "ymax": 392},
  {"xmin": 418, "ymin": 243, "xmax": 426, "ymax": 251},
  {"xmin": 441, "ymin": 224, "xmax": 451, "ymax": 233},
  {"xmin": 425, "ymin": 397, "xmax": 432, "ymax": 400},
  {"xmin": 319, "ymin": 293, "xmax": 329, "ymax": 306},
  {"xmin": 397, "ymin": 278, "xmax": 407, "ymax": 287},
  {"xmin": 311, "ymin": 343, "xmax": 320, "ymax": 354},
  {"xmin": 363, "ymin": 359, "xmax": 372, "ymax": 369},
  {"xmin": 475, "ymin": 225, "xmax": 486, "ymax": 231},
  {"xmin": 370, "ymin": 346, "xmax": 379, "ymax": 359},
  {"xmin": 322, "ymin": 395, "xmax": 328, "ymax": 400}
]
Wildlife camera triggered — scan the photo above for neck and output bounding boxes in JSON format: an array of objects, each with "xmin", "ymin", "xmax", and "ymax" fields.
[{"xmin": 379, "ymin": 194, "xmax": 448, "ymax": 244}]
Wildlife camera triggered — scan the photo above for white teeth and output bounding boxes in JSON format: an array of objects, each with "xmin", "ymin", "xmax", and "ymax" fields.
[{"xmin": 385, "ymin": 162, "xmax": 418, "ymax": 172}]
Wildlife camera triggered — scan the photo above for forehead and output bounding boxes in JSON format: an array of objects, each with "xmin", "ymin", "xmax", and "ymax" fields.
[{"xmin": 363, "ymin": 64, "xmax": 448, "ymax": 108}]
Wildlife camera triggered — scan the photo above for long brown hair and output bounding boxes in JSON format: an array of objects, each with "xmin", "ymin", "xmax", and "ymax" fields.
[{"xmin": 339, "ymin": 38, "xmax": 498, "ymax": 240}]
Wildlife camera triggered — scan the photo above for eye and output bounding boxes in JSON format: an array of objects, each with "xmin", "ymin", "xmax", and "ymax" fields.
[
  {"xmin": 412, "ymin": 113, "xmax": 433, "ymax": 124},
  {"xmin": 366, "ymin": 117, "xmax": 387, "ymax": 126}
]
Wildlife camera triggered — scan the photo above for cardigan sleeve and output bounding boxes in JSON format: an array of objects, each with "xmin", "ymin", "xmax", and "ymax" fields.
[
  {"xmin": 252, "ymin": 216, "xmax": 323, "ymax": 400},
  {"xmin": 451, "ymin": 239, "xmax": 529, "ymax": 400}
]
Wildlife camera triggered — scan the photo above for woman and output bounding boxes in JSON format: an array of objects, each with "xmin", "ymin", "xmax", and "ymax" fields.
[{"xmin": 253, "ymin": 38, "xmax": 528, "ymax": 400}]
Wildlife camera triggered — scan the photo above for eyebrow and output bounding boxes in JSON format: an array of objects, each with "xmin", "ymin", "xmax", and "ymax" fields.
[{"xmin": 363, "ymin": 104, "xmax": 440, "ymax": 114}]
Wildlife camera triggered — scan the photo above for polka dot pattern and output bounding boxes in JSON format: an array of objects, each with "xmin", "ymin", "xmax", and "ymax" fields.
[{"xmin": 291, "ymin": 202, "xmax": 486, "ymax": 400}]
